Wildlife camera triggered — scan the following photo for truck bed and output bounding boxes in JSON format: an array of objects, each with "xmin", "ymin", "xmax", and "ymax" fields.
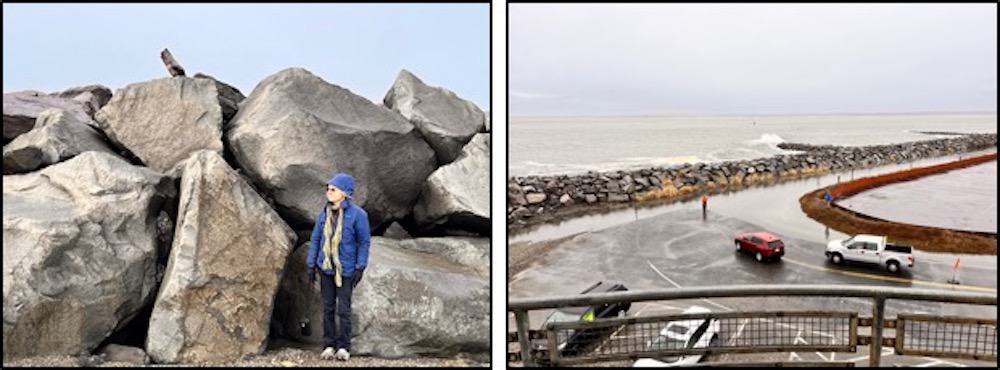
[{"xmin": 885, "ymin": 244, "xmax": 913, "ymax": 254}]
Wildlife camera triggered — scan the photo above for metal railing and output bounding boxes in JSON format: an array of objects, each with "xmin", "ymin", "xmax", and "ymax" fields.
[{"xmin": 508, "ymin": 284, "xmax": 997, "ymax": 367}]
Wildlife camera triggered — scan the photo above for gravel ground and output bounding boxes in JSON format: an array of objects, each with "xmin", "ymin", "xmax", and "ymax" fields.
[{"xmin": 4, "ymin": 340, "xmax": 488, "ymax": 368}]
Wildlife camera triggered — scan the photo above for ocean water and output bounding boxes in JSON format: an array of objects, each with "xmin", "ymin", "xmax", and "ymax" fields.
[{"xmin": 508, "ymin": 113, "xmax": 997, "ymax": 176}]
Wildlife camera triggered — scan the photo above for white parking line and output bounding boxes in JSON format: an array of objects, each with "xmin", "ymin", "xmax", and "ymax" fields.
[
  {"xmin": 812, "ymin": 331, "xmax": 836, "ymax": 338},
  {"xmin": 646, "ymin": 260, "xmax": 734, "ymax": 312},
  {"xmin": 727, "ymin": 319, "xmax": 750, "ymax": 346},
  {"xmin": 918, "ymin": 357, "xmax": 967, "ymax": 367},
  {"xmin": 844, "ymin": 347, "xmax": 895, "ymax": 363}
]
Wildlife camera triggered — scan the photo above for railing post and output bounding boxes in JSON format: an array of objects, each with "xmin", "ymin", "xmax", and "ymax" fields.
[
  {"xmin": 515, "ymin": 310, "xmax": 536, "ymax": 367},
  {"xmin": 870, "ymin": 296, "xmax": 886, "ymax": 367}
]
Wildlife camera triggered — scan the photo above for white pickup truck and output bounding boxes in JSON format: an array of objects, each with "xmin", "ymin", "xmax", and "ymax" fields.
[{"xmin": 825, "ymin": 234, "xmax": 914, "ymax": 273}]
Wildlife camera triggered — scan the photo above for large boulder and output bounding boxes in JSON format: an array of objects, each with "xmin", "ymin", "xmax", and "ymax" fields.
[
  {"xmin": 396, "ymin": 237, "xmax": 489, "ymax": 278},
  {"xmin": 53, "ymin": 84, "xmax": 113, "ymax": 116},
  {"xmin": 193, "ymin": 73, "xmax": 245, "ymax": 123},
  {"xmin": 145, "ymin": 151, "xmax": 296, "ymax": 364},
  {"xmin": 95, "ymin": 77, "xmax": 224, "ymax": 172},
  {"xmin": 272, "ymin": 237, "xmax": 489, "ymax": 359},
  {"xmin": 3, "ymin": 90, "xmax": 94, "ymax": 143},
  {"xmin": 3, "ymin": 108, "xmax": 116, "ymax": 174},
  {"xmin": 226, "ymin": 68, "xmax": 436, "ymax": 229},
  {"xmin": 384, "ymin": 69, "xmax": 486, "ymax": 165},
  {"xmin": 2, "ymin": 152, "xmax": 175, "ymax": 361},
  {"xmin": 413, "ymin": 133, "xmax": 490, "ymax": 235}
]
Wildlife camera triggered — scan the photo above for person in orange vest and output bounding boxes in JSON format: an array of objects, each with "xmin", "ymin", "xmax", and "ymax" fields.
[{"xmin": 700, "ymin": 194, "xmax": 708, "ymax": 219}]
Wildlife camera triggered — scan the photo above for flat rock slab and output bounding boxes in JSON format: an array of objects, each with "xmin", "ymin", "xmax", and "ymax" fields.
[
  {"xmin": 145, "ymin": 151, "xmax": 295, "ymax": 364},
  {"xmin": 95, "ymin": 77, "xmax": 224, "ymax": 172},
  {"xmin": 384, "ymin": 69, "xmax": 486, "ymax": 165},
  {"xmin": 3, "ymin": 108, "xmax": 115, "ymax": 174},
  {"xmin": 226, "ymin": 67, "xmax": 436, "ymax": 229},
  {"xmin": 3, "ymin": 152, "xmax": 174, "ymax": 361},
  {"xmin": 414, "ymin": 133, "xmax": 490, "ymax": 235}
]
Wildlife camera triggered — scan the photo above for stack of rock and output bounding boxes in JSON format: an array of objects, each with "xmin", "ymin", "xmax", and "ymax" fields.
[{"xmin": 3, "ymin": 67, "xmax": 489, "ymax": 363}]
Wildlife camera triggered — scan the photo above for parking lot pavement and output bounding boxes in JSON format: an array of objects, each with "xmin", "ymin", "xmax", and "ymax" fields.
[
  {"xmin": 508, "ymin": 209, "xmax": 996, "ymax": 367},
  {"xmin": 509, "ymin": 209, "xmax": 996, "ymax": 318}
]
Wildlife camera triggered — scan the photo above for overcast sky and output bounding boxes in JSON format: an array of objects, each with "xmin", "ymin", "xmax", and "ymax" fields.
[
  {"xmin": 3, "ymin": 3, "xmax": 489, "ymax": 110},
  {"xmin": 510, "ymin": 3, "xmax": 997, "ymax": 116}
]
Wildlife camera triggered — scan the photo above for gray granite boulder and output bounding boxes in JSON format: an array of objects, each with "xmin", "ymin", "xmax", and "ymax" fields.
[
  {"xmin": 413, "ymin": 133, "xmax": 489, "ymax": 235},
  {"xmin": 226, "ymin": 67, "xmax": 436, "ymax": 229},
  {"xmin": 193, "ymin": 73, "xmax": 245, "ymax": 123},
  {"xmin": 3, "ymin": 108, "xmax": 115, "ymax": 174},
  {"xmin": 396, "ymin": 237, "xmax": 489, "ymax": 278},
  {"xmin": 54, "ymin": 84, "xmax": 113, "ymax": 116},
  {"xmin": 3, "ymin": 90, "xmax": 93, "ymax": 143},
  {"xmin": 384, "ymin": 69, "xmax": 486, "ymax": 164},
  {"xmin": 145, "ymin": 151, "xmax": 296, "ymax": 364},
  {"xmin": 95, "ymin": 77, "xmax": 224, "ymax": 172},
  {"xmin": 2, "ymin": 152, "xmax": 174, "ymax": 361}
]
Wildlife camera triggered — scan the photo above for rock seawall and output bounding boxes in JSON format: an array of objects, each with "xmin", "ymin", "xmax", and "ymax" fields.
[{"xmin": 507, "ymin": 133, "xmax": 997, "ymax": 231}]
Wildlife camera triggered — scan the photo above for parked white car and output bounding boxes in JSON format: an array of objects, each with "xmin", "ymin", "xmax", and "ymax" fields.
[
  {"xmin": 825, "ymin": 234, "xmax": 914, "ymax": 273},
  {"xmin": 633, "ymin": 306, "xmax": 720, "ymax": 367}
]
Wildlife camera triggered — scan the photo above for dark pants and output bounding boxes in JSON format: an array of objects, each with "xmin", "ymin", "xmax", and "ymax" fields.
[{"xmin": 319, "ymin": 273, "xmax": 353, "ymax": 350}]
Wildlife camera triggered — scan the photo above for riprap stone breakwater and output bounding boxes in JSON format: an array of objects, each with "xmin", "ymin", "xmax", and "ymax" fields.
[{"xmin": 507, "ymin": 133, "xmax": 997, "ymax": 232}]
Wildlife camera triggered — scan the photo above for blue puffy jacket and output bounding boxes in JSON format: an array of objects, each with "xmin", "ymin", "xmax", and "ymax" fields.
[{"xmin": 306, "ymin": 174, "xmax": 371, "ymax": 277}]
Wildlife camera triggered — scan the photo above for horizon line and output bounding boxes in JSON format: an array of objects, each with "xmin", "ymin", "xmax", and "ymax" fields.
[{"xmin": 510, "ymin": 110, "xmax": 999, "ymax": 119}]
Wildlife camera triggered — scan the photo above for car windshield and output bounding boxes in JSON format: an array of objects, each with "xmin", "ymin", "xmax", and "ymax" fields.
[
  {"xmin": 842, "ymin": 236, "xmax": 854, "ymax": 246},
  {"xmin": 768, "ymin": 241, "xmax": 784, "ymax": 249},
  {"xmin": 545, "ymin": 311, "xmax": 581, "ymax": 324},
  {"xmin": 647, "ymin": 335, "xmax": 686, "ymax": 363},
  {"xmin": 666, "ymin": 325, "xmax": 690, "ymax": 335},
  {"xmin": 648, "ymin": 334, "xmax": 686, "ymax": 351},
  {"xmin": 543, "ymin": 307, "xmax": 589, "ymax": 325}
]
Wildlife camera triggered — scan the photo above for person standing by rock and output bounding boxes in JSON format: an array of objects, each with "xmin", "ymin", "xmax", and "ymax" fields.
[{"xmin": 306, "ymin": 173, "xmax": 371, "ymax": 362}]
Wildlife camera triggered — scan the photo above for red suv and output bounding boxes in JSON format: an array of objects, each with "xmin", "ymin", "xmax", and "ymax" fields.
[{"xmin": 735, "ymin": 232, "xmax": 785, "ymax": 262}]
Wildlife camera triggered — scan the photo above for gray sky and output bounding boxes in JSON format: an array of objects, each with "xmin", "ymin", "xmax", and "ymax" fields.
[
  {"xmin": 510, "ymin": 3, "xmax": 997, "ymax": 116},
  {"xmin": 3, "ymin": 3, "xmax": 489, "ymax": 110}
]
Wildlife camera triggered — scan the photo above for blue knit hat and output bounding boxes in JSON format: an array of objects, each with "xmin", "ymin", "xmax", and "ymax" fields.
[{"xmin": 327, "ymin": 173, "xmax": 355, "ymax": 198}]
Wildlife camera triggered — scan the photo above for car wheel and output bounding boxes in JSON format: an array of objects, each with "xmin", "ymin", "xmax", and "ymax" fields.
[
  {"xmin": 831, "ymin": 253, "xmax": 843, "ymax": 264},
  {"xmin": 887, "ymin": 261, "xmax": 899, "ymax": 273},
  {"xmin": 755, "ymin": 252, "xmax": 763, "ymax": 262}
]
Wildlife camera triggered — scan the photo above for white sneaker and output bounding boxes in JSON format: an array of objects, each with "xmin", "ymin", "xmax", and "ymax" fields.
[
  {"xmin": 320, "ymin": 347, "xmax": 336, "ymax": 360},
  {"xmin": 335, "ymin": 348, "xmax": 350, "ymax": 361}
]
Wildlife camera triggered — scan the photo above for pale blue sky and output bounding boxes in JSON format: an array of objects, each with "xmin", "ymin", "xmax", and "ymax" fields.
[{"xmin": 3, "ymin": 3, "xmax": 490, "ymax": 110}]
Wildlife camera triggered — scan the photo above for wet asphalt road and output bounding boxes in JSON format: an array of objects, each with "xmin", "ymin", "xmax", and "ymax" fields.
[
  {"xmin": 507, "ymin": 209, "xmax": 997, "ymax": 367},
  {"xmin": 507, "ymin": 150, "xmax": 997, "ymax": 367},
  {"xmin": 510, "ymin": 208, "xmax": 996, "ymax": 309}
]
